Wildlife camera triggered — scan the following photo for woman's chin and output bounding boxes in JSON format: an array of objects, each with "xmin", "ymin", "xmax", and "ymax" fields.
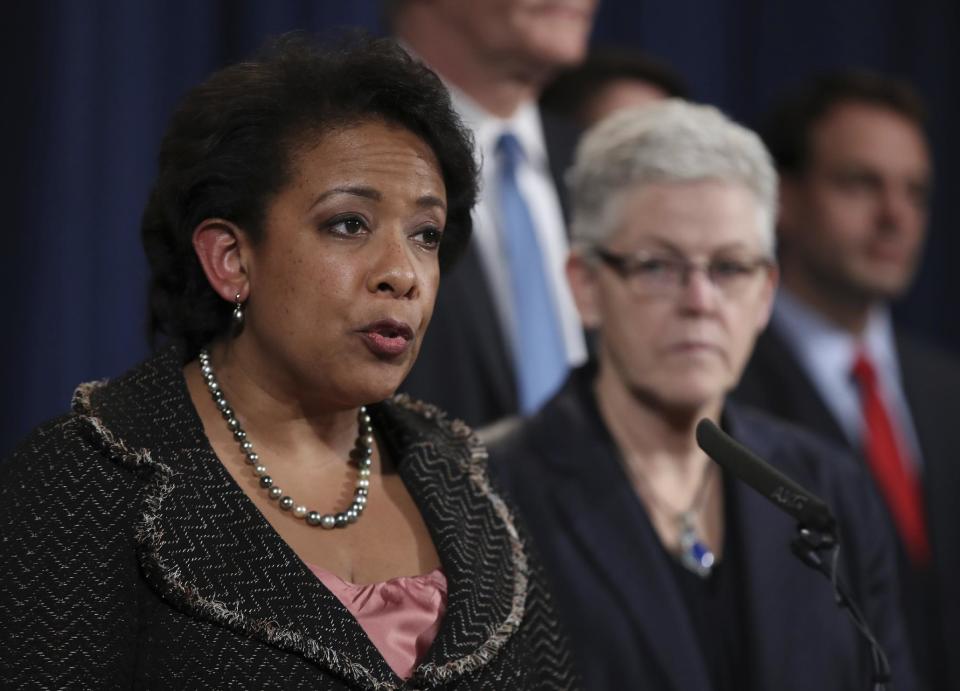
[
  {"xmin": 647, "ymin": 381, "xmax": 726, "ymax": 419},
  {"xmin": 349, "ymin": 368, "xmax": 410, "ymax": 405}
]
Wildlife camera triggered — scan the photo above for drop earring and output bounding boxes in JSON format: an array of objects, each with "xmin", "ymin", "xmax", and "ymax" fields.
[{"xmin": 232, "ymin": 292, "xmax": 244, "ymax": 325}]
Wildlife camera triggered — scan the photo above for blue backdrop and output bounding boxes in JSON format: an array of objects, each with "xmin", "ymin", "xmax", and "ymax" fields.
[{"xmin": 3, "ymin": 0, "xmax": 957, "ymax": 454}]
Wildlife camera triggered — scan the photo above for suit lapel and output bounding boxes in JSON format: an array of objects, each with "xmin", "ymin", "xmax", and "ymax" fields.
[
  {"xmin": 535, "ymin": 382, "xmax": 712, "ymax": 691},
  {"xmin": 895, "ymin": 332, "xmax": 960, "ymax": 678},
  {"xmin": 443, "ymin": 245, "xmax": 516, "ymax": 409},
  {"xmin": 539, "ymin": 111, "xmax": 579, "ymax": 225},
  {"xmin": 369, "ymin": 396, "xmax": 530, "ymax": 687},
  {"xmin": 85, "ymin": 347, "xmax": 400, "ymax": 688},
  {"xmin": 896, "ymin": 331, "xmax": 951, "ymax": 479},
  {"xmin": 412, "ymin": 243, "xmax": 518, "ymax": 421},
  {"xmin": 737, "ymin": 327, "xmax": 850, "ymax": 449},
  {"xmin": 733, "ymin": 476, "xmax": 807, "ymax": 689},
  {"xmin": 86, "ymin": 347, "xmax": 531, "ymax": 689},
  {"xmin": 726, "ymin": 409, "xmax": 852, "ymax": 691}
]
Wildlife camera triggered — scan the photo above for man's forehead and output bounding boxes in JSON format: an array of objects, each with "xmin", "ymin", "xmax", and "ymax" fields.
[{"xmin": 809, "ymin": 101, "xmax": 930, "ymax": 173}]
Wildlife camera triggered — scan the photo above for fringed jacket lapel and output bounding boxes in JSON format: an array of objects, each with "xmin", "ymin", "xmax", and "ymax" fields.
[
  {"xmin": 372, "ymin": 397, "xmax": 528, "ymax": 687},
  {"xmin": 72, "ymin": 345, "xmax": 529, "ymax": 689}
]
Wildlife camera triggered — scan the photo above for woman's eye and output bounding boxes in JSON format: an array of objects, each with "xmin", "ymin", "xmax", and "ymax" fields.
[
  {"xmin": 635, "ymin": 258, "xmax": 672, "ymax": 276},
  {"xmin": 413, "ymin": 226, "xmax": 444, "ymax": 249},
  {"xmin": 328, "ymin": 216, "xmax": 367, "ymax": 236},
  {"xmin": 711, "ymin": 260, "xmax": 750, "ymax": 277}
]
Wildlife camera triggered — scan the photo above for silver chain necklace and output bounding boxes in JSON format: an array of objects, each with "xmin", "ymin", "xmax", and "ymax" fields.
[
  {"xmin": 198, "ymin": 348, "xmax": 373, "ymax": 529},
  {"xmin": 629, "ymin": 458, "xmax": 716, "ymax": 578}
]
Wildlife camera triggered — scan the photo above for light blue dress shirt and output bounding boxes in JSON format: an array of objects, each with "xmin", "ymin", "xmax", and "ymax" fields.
[{"xmin": 770, "ymin": 289, "xmax": 923, "ymax": 469}]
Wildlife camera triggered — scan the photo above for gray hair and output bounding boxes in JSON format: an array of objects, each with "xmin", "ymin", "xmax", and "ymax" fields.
[{"xmin": 567, "ymin": 99, "xmax": 778, "ymax": 253}]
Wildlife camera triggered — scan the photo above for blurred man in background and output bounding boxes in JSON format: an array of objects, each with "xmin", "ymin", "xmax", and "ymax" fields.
[
  {"xmin": 392, "ymin": 0, "xmax": 597, "ymax": 426},
  {"xmin": 541, "ymin": 47, "xmax": 689, "ymax": 128},
  {"xmin": 734, "ymin": 71, "xmax": 960, "ymax": 691}
]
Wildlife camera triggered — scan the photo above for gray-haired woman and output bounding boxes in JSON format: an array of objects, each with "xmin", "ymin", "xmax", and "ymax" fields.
[{"xmin": 488, "ymin": 100, "xmax": 915, "ymax": 691}]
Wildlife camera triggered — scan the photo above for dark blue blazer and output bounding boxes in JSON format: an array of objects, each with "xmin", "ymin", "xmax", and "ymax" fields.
[
  {"xmin": 488, "ymin": 366, "xmax": 917, "ymax": 691},
  {"xmin": 734, "ymin": 325, "xmax": 960, "ymax": 691}
]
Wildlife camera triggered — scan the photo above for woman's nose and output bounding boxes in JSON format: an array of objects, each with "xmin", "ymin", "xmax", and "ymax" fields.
[
  {"xmin": 676, "ymin": 265, "xmax": 719, "ymax": 313},
  {"xmin": 368, "ymin": 230, "xmax": 418, "ymax": 299}
]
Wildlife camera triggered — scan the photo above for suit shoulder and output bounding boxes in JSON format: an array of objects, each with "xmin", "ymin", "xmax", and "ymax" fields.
[
  {"xmin": 482, "ymin": 421, "xmax": 534, "ymax": 497},
  {"xmin": 2, "ymin": 412, "xmax": 134, "ymax": 489},
  {"xmin": 1, "ymin": 408, "xmax": 146, "ymax": 526},
  {"xmin": 897, "ymin": 330, "xmax": 960, "ymax": 380},
  {"xmin": 727, "ymin": 402, "xmax": 862, "ymax": 481}
]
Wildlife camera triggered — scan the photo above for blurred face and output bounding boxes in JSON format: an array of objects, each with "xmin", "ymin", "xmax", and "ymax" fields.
[
  {"xmin": 580, "ymin": 79, "xmax": 670, "ymax": 127},
  {"xmin": 434, "ymin": 0, "xmax": 596, "ymax": 78},
  {"xmin": 239, "ymin": 119, "xmax": 446, "ymax": 407},
  {"xmin": 572, "ymin": 180, "xmax": 776, "ymax": 414},
  {"xmin": 780, "ymin": 101, "xmax": 931, "ymax": 302}
]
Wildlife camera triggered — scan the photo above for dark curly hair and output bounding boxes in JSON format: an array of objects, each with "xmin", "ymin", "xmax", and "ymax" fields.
[{"xmin": 142, "ymin": 33, "xmax": 478, "ymax": 356}]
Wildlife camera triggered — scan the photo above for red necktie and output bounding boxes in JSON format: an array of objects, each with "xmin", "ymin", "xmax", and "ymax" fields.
[{"xmin": 851, "ymin": 351, "xmax": 930, "ymax": 565}]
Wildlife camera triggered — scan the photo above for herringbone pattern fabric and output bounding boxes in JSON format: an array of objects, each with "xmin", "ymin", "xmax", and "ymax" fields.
[{"xmin": 0, "ymin": 346, "xmax": 579, "ymax": 690}]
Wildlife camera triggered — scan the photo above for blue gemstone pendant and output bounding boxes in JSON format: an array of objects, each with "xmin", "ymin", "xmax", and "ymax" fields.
[{"xmin": 679, "ymin": 511, "xmax": 715, "ymax": 578}]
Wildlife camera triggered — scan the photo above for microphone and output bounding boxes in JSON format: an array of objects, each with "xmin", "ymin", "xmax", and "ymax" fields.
[
  {"xmin": 695, "ymin": 418, "xmax": 836, "ymax": 533},
  {"xmin": 695, "ymin": 418, "xmax": 893, "ymax": 689}
]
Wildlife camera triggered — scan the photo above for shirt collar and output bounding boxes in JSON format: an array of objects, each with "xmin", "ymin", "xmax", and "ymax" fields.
[
  {"xmin": 398, "ymin": 40, "xmax": 548, "ymax": 172},
  {"xmin": 446, "ymin": 84, "xmax": 549, "ymax": 172},
  {"xmin": 771, "ymin": 288, "xmax": 899, "ymax": 376}
]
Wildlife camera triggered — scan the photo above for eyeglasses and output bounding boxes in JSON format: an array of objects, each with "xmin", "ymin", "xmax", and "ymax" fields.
[{"xmin": 593, "ymin": 247, "xmax": 774, "ymax": 298}]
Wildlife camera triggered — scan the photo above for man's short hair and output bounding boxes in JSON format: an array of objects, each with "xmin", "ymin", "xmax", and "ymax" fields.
[
  {"xmin": 762, "ymin": 70, "xmax": 927, "ymax": 176},
  {"xmin": 540, "ymin": 47, "xmax": 689, "ymax": 122}
]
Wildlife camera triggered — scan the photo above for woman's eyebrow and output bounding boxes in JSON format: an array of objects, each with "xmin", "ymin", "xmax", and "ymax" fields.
[
  {"xmin": 417, "ymin": 195, "xmax": 446, "ymax": 211},
  {"xmin": 308, "ymin": 188, "xmax": 445, "ymax": 212},
  {"xmin": 310, "ymin": 186, "xmax": 382, "ymax": 209}
]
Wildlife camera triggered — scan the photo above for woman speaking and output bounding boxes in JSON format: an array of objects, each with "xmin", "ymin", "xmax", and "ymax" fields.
[{"xmin": 0, "ymin": 36, "xmax": 576, "ymax": 689}]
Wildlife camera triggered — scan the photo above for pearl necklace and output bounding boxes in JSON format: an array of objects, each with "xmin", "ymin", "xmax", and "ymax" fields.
[{"xmin": 198, "ymin": 348, "xmax": 373, "ymax": 529}]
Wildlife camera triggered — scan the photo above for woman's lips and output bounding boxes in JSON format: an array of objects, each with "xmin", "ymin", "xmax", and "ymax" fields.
[
  {"xmin": 358, "ymin": 320, "xmax": 414, "ymax": 358},
  {"xmin": 668, "ymin": 341, "xmax": 722, "ymax": 356}
]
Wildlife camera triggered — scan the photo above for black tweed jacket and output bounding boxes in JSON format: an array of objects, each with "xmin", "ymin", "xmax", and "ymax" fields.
[{"xmin": 0, "ymin": 346, "xmax": 578, "ymax": 690}]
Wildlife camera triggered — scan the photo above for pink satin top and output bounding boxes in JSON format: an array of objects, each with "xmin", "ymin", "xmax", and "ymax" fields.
[{"xmin": 307, "ymin": 563, "xmax": 447, "ymax": 679}]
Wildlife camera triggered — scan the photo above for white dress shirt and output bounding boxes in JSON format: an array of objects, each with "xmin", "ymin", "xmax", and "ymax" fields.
[
  {"xmin": 771, "ymin": 288, "xmax": 923, "ymax": 469},
  {"xmin": 447, "ymin": 85, "xmax": 588, "ymax": 370}
]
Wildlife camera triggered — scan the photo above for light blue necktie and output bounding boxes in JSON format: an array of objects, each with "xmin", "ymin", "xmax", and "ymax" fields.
[{"xmin": 495, "ymin": 132, "xmax": 568, "ymax": 413}]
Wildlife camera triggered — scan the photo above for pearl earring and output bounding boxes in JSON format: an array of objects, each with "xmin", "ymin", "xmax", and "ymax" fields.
[{"xmin": 232, "ymin": 292, "xmax": 244, "ymax": 324}]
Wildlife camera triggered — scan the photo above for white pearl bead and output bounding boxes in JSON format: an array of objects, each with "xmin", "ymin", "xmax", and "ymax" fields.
[
  {"xmin": 254, "ymin": 465, "xmax": 268, "ymax": 477},
  {"xmin": 293, "ymin": 505, "xmax": 307, "ymax": 518}
]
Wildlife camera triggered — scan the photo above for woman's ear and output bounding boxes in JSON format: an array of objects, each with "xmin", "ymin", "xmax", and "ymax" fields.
[
  {"xmin": 566, "ymin": 249, "xmax": 603, "ymax": 330},
  {"xmin": 755, "ymin": 261, "xmax": 780, "ymax": 333},
  {"xmin": 192, "ymin": 219, "xmax": 250, "ymax": 303}
]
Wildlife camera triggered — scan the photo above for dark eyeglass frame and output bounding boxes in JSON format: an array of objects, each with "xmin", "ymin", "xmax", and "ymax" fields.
[{"xmin": 592, "ymin": 246, "xmax": 774, "ymax": 296}]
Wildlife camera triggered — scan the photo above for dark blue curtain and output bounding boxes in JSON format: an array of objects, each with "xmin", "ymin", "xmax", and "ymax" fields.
[{"xmin": 3, "ymin": 0, "xmax": 957, "ymax": 454}]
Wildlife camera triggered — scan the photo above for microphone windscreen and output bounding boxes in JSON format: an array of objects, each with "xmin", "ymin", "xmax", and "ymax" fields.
[{"xmin": 695, "ymin": 419, "xmax": 835, "ymax": 531}]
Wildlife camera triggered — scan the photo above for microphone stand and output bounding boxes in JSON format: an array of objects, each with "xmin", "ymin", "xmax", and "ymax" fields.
[
  {"xmin": 789, "ymin": 525, "xmax": 892, "ymax": 691},
  {"xmin": 694, "ymin": 419, "xmax": 895, "ymax": 690}
]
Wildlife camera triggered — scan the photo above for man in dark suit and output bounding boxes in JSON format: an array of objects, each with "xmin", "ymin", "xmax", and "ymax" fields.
[
  {"xmin": 490, "ymin": 99, "xmax": 915, "ymax": 690},
  {"xmin": 391, "ymin": 0, "xmax": 597, "ymax": 427},
  {"xmin": 733, "ymin": 71, "xmax": 960, "ymax": 690}
]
